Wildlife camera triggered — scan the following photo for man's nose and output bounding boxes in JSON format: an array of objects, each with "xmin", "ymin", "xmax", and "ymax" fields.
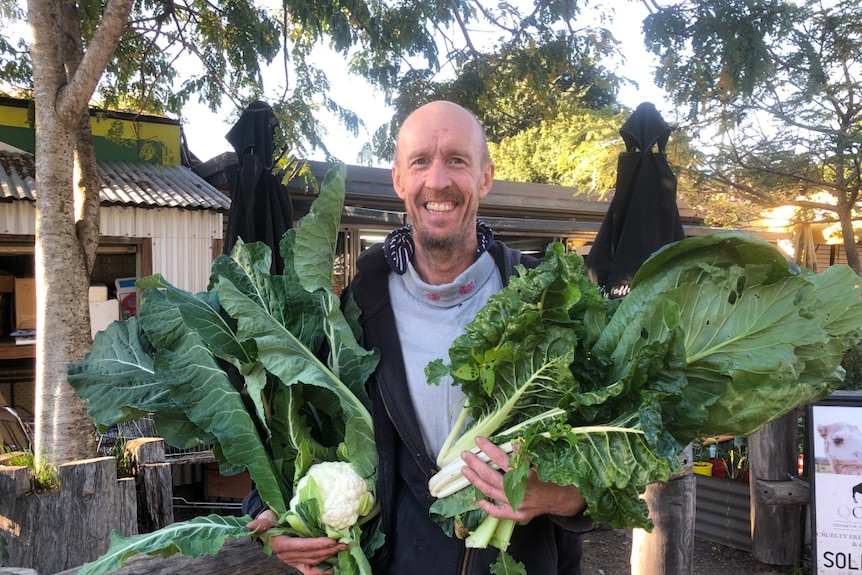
[{"xmin": 425, "ymin": 159, "xmax": 451, "ymax": 190}]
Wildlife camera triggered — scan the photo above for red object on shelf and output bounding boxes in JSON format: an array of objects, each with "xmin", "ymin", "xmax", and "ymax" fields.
[{"xmin": 709, "ymin": 459, "xmax": 726, "ymax": 478}]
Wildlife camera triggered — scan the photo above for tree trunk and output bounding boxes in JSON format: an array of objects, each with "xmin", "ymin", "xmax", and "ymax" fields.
[
  {"xmin": 27, "ymin": 0, "xmax": 135, "ymax": 466},
  {"xmin": 838, "ymin": 209, "xmax": 860, "ymax": 275}
]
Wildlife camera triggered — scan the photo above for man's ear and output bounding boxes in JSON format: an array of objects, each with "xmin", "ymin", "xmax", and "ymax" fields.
[
  {"xmin": 392, "ymin": 165, "xmax": 406, "ymax": 200},
  {"xmin": 478, "ymin": 162, "xmax": 495, "ymax": 200}
]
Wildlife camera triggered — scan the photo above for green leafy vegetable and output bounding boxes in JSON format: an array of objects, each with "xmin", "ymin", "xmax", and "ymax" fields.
[
  {"xmin": 598, "ymin": 232, "xmax": 862, "ymax": 439},
  {"xmin": 73, "ymin": 515, "xmax": 251, "ymax": 575},
  {"xmin": 427, "ymin": 232, "xmax": 862, "ymax": 573},
  {"xmin": 68, "ymin": 164, "xmax": 381, "ymax": 575}
]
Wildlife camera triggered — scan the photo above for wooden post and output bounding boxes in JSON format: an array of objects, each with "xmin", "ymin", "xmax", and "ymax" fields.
[
  {"xmin": 126, "ymin": 438, "xmax": 174, "ymax": 532},
  {"xmin": 126, "ymin": 437, "xmax": 167, "ymax": 465},
  {"xmin": 748, "ymin": 411, "xmax": 802, "ymax": 565},
  {"xmin": 631, "ymin": 444, "xmax": 696, "ymax": 575},
  {"xmin": 56, "ymin": 457, "xmax": 139, "ymax": 572},
  {"xmin": 0, "ymin": 464, "xmax": 31, "ymax": 498},
  {"xmin": 754, "ymin": 476, "xmax": 809, "ymax": 506},
  {"xmin": 0, "ymin": 457, "xmax": 137, "ymax": 575}
]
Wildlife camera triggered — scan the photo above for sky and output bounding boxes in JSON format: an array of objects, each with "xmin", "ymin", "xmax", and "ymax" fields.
[{"xmin": 181, "ymin": 4, "xmax": 672, "ymax": 167}]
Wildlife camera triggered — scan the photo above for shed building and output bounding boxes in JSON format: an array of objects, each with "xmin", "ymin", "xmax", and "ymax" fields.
[{"xmin": 0, "ymin": 98, "xmax": 229, "ymax": 420}]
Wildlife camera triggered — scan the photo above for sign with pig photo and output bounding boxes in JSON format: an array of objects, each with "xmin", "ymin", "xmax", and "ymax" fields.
[{"xmin": 810, "ymin": 393, "xmax": 862, "ymax": 575}]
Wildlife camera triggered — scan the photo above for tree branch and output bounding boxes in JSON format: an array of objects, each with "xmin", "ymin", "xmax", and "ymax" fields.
[
  {"xmin": 448, "ymin": 0, "xmax": 480, "ymax": 65},
  {"xmin": 57, "ymin": 0, "xmax": 135, "ymax": 123}
]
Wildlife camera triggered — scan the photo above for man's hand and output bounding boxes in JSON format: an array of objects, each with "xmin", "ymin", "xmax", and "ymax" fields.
[
  {"xmin": 247, "ymin": 510, "xmax": 347, "ymax": 575},
  {"xmin": 459, "ymin": 436, "xmax": 586, "ymax": 521}
]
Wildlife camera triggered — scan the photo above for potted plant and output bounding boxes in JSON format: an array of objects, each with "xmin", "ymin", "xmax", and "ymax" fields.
[
  {"xmin": 700, "ymin": 435, "xmax": 733, "ymax": 478},
  {"xmin": 691, "ymin": 442, "xmax": 714, "ymax": 476},
  {"xmin": 721, "ymin": 444, "xmax": 749, "ymax": 482}
]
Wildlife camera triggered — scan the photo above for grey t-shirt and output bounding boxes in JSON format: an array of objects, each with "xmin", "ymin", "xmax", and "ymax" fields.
[{"xmin": 388, "ymin": 252, "xmax": 502, "ymax": 459}]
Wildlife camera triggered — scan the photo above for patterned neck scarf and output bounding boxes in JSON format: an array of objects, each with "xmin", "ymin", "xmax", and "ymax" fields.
[{"xmin": 383, "ymin": 220, "xmax": 495, "ymax": 275}]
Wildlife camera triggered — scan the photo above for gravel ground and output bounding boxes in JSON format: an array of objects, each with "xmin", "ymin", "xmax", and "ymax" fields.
[{"xmin": 580, "ymin": 527, "xmax": 805, "ymax": 575}]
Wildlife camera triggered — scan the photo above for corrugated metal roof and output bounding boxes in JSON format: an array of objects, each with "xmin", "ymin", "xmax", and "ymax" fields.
[{"xmin": 0, "ymin": 151, "xmax": 230, "ymax": 212}]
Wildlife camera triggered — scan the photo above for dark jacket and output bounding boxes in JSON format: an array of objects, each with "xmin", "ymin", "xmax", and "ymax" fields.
[{"xmin": 348, "ymin": 240, "xmax": 590, "ymax": 575}]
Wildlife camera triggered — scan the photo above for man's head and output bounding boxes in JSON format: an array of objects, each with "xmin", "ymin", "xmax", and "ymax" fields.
[{"xmin": 391, "ymin": 101, "xmax": 494, "ymax": 281}]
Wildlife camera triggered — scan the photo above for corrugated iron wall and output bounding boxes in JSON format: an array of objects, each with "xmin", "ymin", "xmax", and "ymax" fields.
[
  {"xmin": 0, "ymin": 202, "xmax": 221, "ymax": 294},
  {"xmin": 0, "ymin": 200, "xmax": 35, "ymax": 235},
  {"xmin": 694, "ymin": 474, "xmax": 752, "ymax": 552}
]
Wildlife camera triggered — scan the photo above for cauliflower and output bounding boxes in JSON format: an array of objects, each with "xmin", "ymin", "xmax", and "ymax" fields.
[
  {"xmin": 289, "ymin": 461, "xmax": 375, "ymax": 531},
  {"xmin": 278, "ymin": 461, "xmax": 379, "ymax": 574}
]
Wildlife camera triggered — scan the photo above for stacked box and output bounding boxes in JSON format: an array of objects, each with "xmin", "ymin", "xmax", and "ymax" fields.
[{"xmin": 14, "ymin": 278, "xmax": 36, "ymax": 331}]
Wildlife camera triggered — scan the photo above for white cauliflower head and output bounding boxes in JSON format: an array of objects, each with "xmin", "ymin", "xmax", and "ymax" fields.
[{"xmin": 290, "ymin": 461, "xmax": 374, "ymax": 531}]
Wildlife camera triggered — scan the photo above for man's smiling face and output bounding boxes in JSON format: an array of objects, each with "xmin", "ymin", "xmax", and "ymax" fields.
[{"xmin": 392, "ymin": 101, "xmax": 494, "ymax": 259}]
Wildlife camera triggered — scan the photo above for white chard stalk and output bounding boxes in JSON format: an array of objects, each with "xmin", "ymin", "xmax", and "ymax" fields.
[{"xmin": 428, "ymin": 442, "xmax": 513, "ymax": 498}]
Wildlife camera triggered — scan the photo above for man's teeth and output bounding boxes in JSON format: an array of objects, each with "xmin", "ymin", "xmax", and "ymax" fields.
[{"xmin": 427, "ymin": 202, "xmax": 454, "ymax": 212}]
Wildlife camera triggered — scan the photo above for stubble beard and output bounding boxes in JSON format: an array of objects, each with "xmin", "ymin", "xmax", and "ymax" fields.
[{"xmin": 414, "ymin": 222, "xmax": 475, "ymax": 262}]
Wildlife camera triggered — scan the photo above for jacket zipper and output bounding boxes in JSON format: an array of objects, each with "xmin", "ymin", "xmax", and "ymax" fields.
[
  {"xmin": 461, "ymin": 548, "xmax": 471, "ymax": 575},
  {"xmin": 378, "ymin": 378, "xmax": 475, "ymax": 574}
]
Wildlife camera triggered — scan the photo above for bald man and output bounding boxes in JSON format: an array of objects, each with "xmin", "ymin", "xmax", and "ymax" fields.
[{"xmin": 245, "ymin": 101, "xmax": 591, "ymax": 575}]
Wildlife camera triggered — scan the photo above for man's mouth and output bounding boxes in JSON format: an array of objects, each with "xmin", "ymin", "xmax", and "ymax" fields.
[{"xmin": 426, "ymin": 201, "xmax": 455, "ymax": 213}]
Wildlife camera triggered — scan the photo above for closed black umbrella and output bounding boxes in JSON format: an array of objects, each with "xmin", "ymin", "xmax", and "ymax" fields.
[
  {"xmin": 585, "ymin": 103, "xmax": 692, "ymax": 575},
  {"xmin": 224, "ymin": 100, "xmax": 294, "ymax": 275},
  {"xmin": 584, "ymin": 102, "xmax": 684, "ymax": 298}
]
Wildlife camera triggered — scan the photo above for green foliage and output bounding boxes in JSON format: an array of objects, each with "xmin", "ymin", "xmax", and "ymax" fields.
[
  {"xmin": 68, "ymin": 165, "xmax": 381, "ymax": 574},
  {"xmin": 644, "ymin": 0, "xmax": 862, "ymax": 267},
  {"xmin": 643, "ymin": 0, "xmax": 791, "ymax": 119},
  {"xmin": 489, "ymin": 103, "xmax": 627, "ymax": 195},
  {"xmin": 618, "ymin": 232, "xmax": 862, "ymax": 436},
  {"xmin": 372, "ymin": 24, "xmax": 625, "ymax": 161},
  {"xmin": 0, "ymin": 0, "xmax": 29, "ymax": 95},
  {"xmin": 428, "ymin": 244, "xmax": 671, "ymax": 538},
  {"xmin": 107, "ymin": 432, "xmax": 135, "ymax": 479},
  {"xmin": 489, "ymin": 542, "xmax": 527, "ymax": 575},
  {"xmin": 435, "ymin": 33, "xmax": 621, "ymax": 143},
  {"xmin": 96, "ymin": 0, "xmax": 282, "ymax": 116},
  {"xmin": 840, "ymin": 342, "xmax": 862, "ymax": 391},
  {"xmin": 2, "ymin": 0, "xmax": 445, "ymax": 159},
  {"xmin": 1, "ymin": 448, "xmax": 59, "ymax": 491},
  {"xmin": 487, "ymin": 100, "xmax": 704, "ymax": 201},
  {"xmin": 2, "ymin": 0, "xmax": 646, "ymax": 165}
]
